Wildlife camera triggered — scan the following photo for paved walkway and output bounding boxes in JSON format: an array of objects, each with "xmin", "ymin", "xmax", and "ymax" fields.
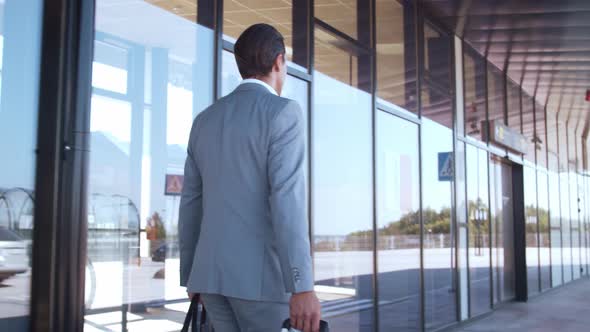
[{"xmin": 450, "ymin": 277, "xmax": 590, "ymax": 332}]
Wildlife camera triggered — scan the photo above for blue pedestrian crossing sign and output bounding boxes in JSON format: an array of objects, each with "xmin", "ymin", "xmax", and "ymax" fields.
[{"xmin": 438, "ymin": 152, "xmax": 454, "ymax": 182}]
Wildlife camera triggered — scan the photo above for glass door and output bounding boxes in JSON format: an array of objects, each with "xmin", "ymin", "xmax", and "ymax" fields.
[{"xmin": 490, "ymin": 156, "xmax": 516, "ymax": 303}]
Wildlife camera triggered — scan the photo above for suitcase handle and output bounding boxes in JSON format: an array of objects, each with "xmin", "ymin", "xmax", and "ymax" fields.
[{"xmin": 281, "ymin": 318, "xmax": 329, "ymax": 332}]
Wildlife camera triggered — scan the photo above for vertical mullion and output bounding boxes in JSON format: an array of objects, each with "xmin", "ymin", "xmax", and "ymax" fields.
[
  {"xmin": 30, "ymin": 0, "xmax": 95, "ymax": 330},
  {"xmin": 214, "ymin": 0, "xmax": 223, "ymax": 100},
  {"xmin": 368, "ymin": 0, "xmax": 378, "ymax": 329},
  {"xmin": 414, "ymin": 3, "xmax": 426, "ymax": 331}
]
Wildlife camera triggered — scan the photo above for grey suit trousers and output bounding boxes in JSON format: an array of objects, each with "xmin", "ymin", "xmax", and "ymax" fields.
[{"xmin": 201, "ymin": 293, "xmax": 289, "ymax": 332}]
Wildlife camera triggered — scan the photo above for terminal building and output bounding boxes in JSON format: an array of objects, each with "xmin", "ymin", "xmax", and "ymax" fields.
[{"xmin": 0, "ymin": 0, "xmax": 589, "ymax": 331}]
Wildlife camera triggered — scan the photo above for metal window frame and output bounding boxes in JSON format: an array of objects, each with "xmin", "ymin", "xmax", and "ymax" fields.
[{"xmin": 29, "ymin": 0, "xmax": 95, "ymax": 331}]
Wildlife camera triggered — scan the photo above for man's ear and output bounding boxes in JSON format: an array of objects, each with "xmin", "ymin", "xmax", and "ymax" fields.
[{"xmin": 273, "ymin": 53, "xmax": 284, "ymax": 72}]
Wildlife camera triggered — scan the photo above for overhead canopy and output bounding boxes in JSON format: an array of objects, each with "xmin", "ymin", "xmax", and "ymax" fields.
[{"xmin": 421, "ymin": 0, "xmax": 590, "ymax": 135}]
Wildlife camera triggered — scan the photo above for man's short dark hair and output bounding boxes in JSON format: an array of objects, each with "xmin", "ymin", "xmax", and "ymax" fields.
[{"xmin": 234, "ymin": 24, "xmax": 286, "ymax": 79}]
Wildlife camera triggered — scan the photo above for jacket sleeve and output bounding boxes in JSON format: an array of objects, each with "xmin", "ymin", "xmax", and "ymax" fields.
[
  {"xmin": 268, "ymin": 100, "xmax": 314, "ymax": 294},
  {"xmin": 178, "ymin": 119, "xmax": 204, "ymax": 287}
]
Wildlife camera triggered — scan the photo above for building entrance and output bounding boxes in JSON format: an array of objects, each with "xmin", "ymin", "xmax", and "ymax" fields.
[{"xmin": 490, "ymin": 155, "xmax": 516, "ymax": 303}]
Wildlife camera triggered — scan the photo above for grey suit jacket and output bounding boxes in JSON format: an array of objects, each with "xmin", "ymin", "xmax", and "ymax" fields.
[{"xmin": 178, "ymin": 82, "xmax": 313, "ymax": 303}]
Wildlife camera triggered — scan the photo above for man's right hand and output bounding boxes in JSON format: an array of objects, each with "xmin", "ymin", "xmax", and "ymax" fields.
[{"xmin": 290, "ymin": 291, "xmax": 321, "ymax": 332}]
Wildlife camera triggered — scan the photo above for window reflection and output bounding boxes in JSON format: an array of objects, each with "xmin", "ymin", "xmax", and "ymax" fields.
[
  {"xmin": 466, "ymin": 145, "xmax": 490, "ymax": 316},
  {"xmin": 312, "ymin": 49, "xmax": 374, "ymax": 331},
  {"xmin": 223, "ymin": 0, "xmax": 308, "ymax": 69},
  {"xmin": 522, "ymin": 95, "xmax": 535, "ymax": 163},
  {"xmin": 489, "ymin": 155, "xmax": 516, "ymax": 303},
  {"xmin": 0, "ymin": 1, "xmax": 43, "ymax": 330},
  {"xmin": 85, "ymin": 0, "xmax": 214, "ymax": 330},
  {"xmin": 315, "ymin": 0, "xmax": 358, "ymax": 39},
  {"xmin": 547, "ymin": 111, "xmax": 562, "ymax": 287},
  {"xmin": 558, "ymin": 120, "xmax": 572, "ymax": 283},
  {"xmin": 524, "ymin": 166, "xmax": 540, "ymax": 296},
  {"xmin": 463, "ymin": 47, "xmax": 487, "ymax": 141},
  {"xmin": 376, "ymin": 0, "xmax": 417, "ymax": 113},
  {"xmin": 423, "ymin": 23, "xmax": 452, "ymax": 93},
  {"xmin": 421, "ymin": 118, "xmax": 456, "ymax": 330},
  {"xmin": 376, "ymin": 111, "xmax": 420, "ymax": 331},
  {"xmin": 487, "ymin": 66, "xmax": 505, "ymax": 126},
  {"xmin": 537, "ymin": 171, "xmax": 551, "ymax": 291},
  {"xmin": 506, "ymin": 80, "xmax": 521, "ymax": 133}
]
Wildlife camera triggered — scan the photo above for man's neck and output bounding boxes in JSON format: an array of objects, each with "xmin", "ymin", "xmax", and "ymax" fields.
[{"xmin": 253, "ymin": 76, "xmax": 279, "ymax": 95}]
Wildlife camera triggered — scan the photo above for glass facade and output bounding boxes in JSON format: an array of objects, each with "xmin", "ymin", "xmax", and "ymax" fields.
[
  {"xmin": 376, "ymin": 0, "xmax": 417, "ymax": 113},
  {"xmin": 463, "ymin": 47, "xmax": 487, "ymax": 141},
  {"xmin": 0, "ymin": 1, "xmax": 43, "ymax": 331},
  {"xmin": 312, "ymin": 27, "xmax": 374, "ymax": 330},
  {"xmin": 466, "ymin": 144, "xmax": 490, "ymax": 316},
  {"xmin": 376, "ymin": 111, "xmax": 421, "ymax": 331},
  {"xmin": 4, "ymin": 1, "xmax": 590, "ymax": 331},
  {"xmin": 84, "ymin": 1, "xmax": 215, "ymax": 330}
]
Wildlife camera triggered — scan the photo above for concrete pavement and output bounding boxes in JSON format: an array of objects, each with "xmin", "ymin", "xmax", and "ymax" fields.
[{"xmin": 449, "ymin": 277, "xmax": 590, "ymax": 332}]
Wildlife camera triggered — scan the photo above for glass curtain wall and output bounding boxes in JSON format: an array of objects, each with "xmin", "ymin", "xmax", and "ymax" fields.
[
  {"xmin": 463, "ymin": 46, "xmax": 487, "ymax": 142},
  {"xmin": 376, "ymin": 111, "xmax": 421, "ymax": 332},
  {"xmin": 522, "ymin": 95, "xmax": 540, "ymax": 295},
  {"xmin": 558, "ymin": 119, "xmax": 572, "ymax": 283},
  {"xmin": 84, "ymin": 1, "xmax": 215, "ymax": 330},
  {"xmin": 421, "ymin": 22, "xmax": 457, "ymax": 331},
  {"xmin": 376, "ymin": 0, "xmax": 417, "ymax": 114},
  {"xmin": 524, "ymin": 166, "xmax": 540, "ymax": 295},
  {"xmin": 534, "ymin": 101, "xmax": 551, "ymax": 291},
  {"xmin": 547, "ymin": 111, "xmax": 562, "ymax": 287},
  {"xmin": 223, "ymin": 0, "xmax": 309, "ymax": 69},
  {"xmin": 312, "ymin": 25, "xmax": 374, "ymax": 332},
  {"xmin": 569, "ymin": 125, "xmax": 581, "ymax": 280},
  {"xmin": 489, "ymin": 155, "xmax": 516, "ymax": 304},
  {"xmin": 487, "ymin": 66, "xmax": 505, "ymax": 127},
  {"xmin": 465, "ymin": 145, "xmax": 491, "ymax": 316},
  {"xmin": 0, "ymin": 1, "xmax": 43, "ymax": 331},
  {"xmin": 537, "ymin": 170, "xmax": 551, "ymax": 290}
]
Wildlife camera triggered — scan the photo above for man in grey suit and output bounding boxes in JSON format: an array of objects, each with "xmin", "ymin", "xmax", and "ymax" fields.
[{"xmin": 178, "ymin": 24, "xmax": 321, "ymax": 332}]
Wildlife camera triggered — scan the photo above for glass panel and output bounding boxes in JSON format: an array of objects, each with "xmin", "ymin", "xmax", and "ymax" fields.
[
  {"xmin": 466, "ymin": 145, "xmax": 491, "ymax": 316},
  {"xmin": 537, "ymin": 171, "xmax": 551, "ymax": 291},
  {"xmin": 85, "ymin": 1, "xmax": 215, "ymax": 330},
  {"xmin": 547, "ymin": 111, "xmax": 562, "ymax": 287},
  {"xmin": 312, "ymin": 32, "xmax": 374, "ymax": 331},
  {"xmin": 421, "ymin": 87, "xmax": 453, "ymax": 129},
  {"xmin": 314, "ymin": 27, "xmax": 360, "ymax": 88},
  {"xmin": 421, "ymin": 118, "xmax": 456, "ymax": 330},
  {"xmin": 490, "ymin": 155, "xmax": 515, "ymax": 303},
  {"xmin": 376, "ymin": 0, "xmax": 417, "ymax": 113},
  {"xmin": 535, "ymin": 102, "xmax": 547, "ymax": 169},
  {"xmin": 0, "ymin": 1, "xmax": 42, "ymax": 330},
  {"xmin": 522, "ymin": 94, "xmax": 535, "ymax": 163},
  {"xmin": 524, "ymin": 166, "xmax": 540, "ymax": 295},
  {"xmin": 455, "ymin": 141, "xmax": 468, "ymax": 321},
  {"xmin": 423, "ymin": 23, "xmax": 452, "ymax": 93},
  {"xmin": 93, "ymin": 40, "xmax": 129, "ymax": 94},
  {"xmin": 376, "ymin": 111, "xmax": 420, "ymax": 331},
  {"xmin": 315, "ymin": 0, "xmax": 358, "ymax": 39},
  {"xmin": 558, "ymin": 120, "xmax": 572, "ymax": 283},
  {"xmin": 506, "ymin": 80, "xmax": 521, "ymax": 133},
  {"xmin": 487, "ymin": 66, "xmax": 505, "ymax": 126},
  {"xmin": 223, "ymin": 0, "xmax": 307, "ymax": 69},
  {"xmin": 549, "ymin": 168, "xmax": 563, "ymax": 287},
  {"xmin": 571, "ymin": 171, "xmax": 581, "ymax": 280},
  {"xmin": 463, "ymin": 47, "xmax": 487, "ymax": 141}
]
